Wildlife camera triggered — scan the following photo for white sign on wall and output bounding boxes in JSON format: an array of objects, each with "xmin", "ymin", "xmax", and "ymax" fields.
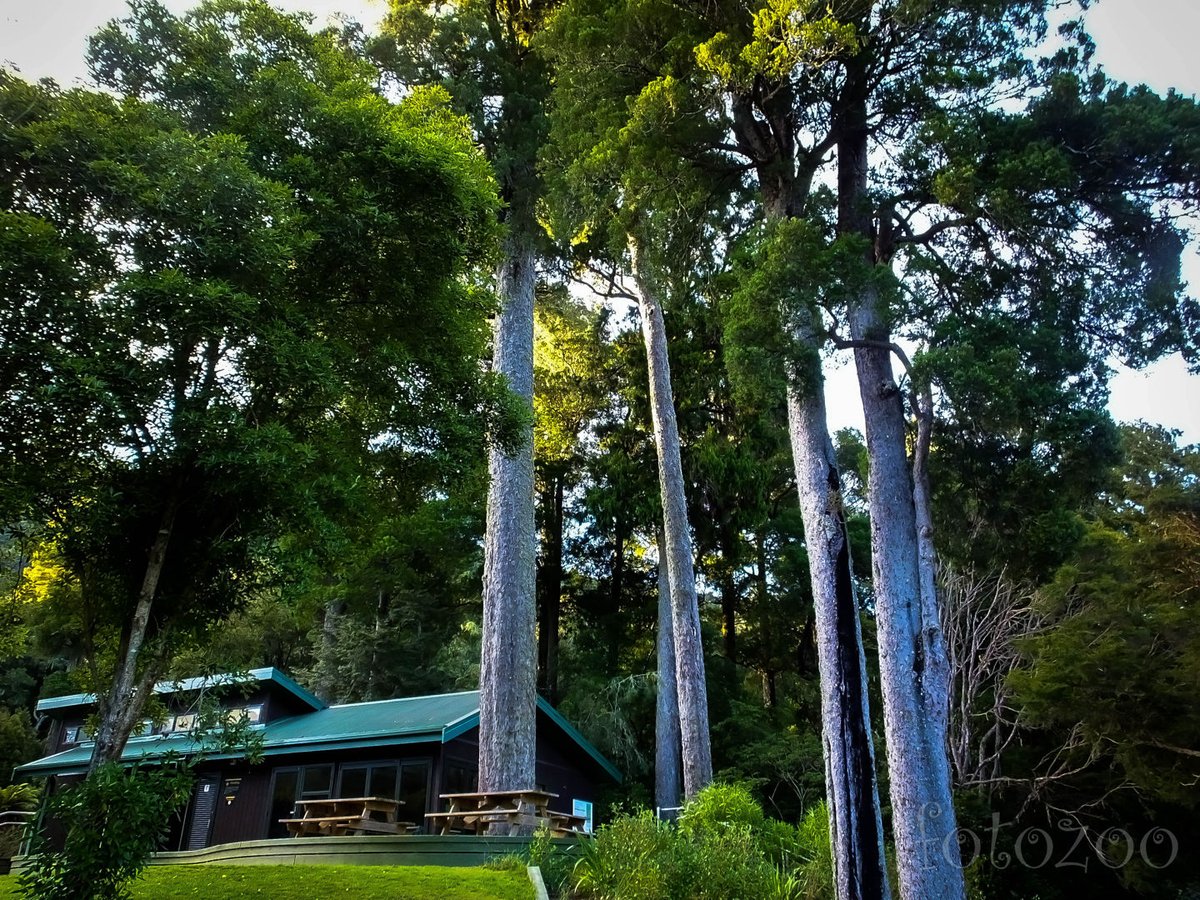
[{"xmin": 572, "ymin": 799, "xmax": 594, "ymax": 833}]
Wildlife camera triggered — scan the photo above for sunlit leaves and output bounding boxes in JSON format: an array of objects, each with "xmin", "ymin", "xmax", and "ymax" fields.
[{"xmin": 695, "ymin": 0, "xmax": 857, "ymax": 86}]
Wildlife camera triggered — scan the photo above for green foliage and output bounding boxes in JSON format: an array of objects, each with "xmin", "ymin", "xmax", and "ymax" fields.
[
  {"xmin": 712, "ymin": 707, "xmax": 826, "ymax": 823},
  {"xmin": 790, "ymin": 801, "xmax": 833, "ymax": 900},
  {"xmin": 524, "ymin": 824, "xmax": 581, "ymax": 895},
  {"xmin": 958, "ymin": 424, "xmax": 1200, "ymax": 898},
  {"xmin": 534, "ymin": 289, "xmax": 613, "ymax": 469},
  {"xmin": 0, "ymin": 784, "xmax": 38, "ymax": 814},
  {"xmin": 18, "ymin": 763, "xmax": 194, "ymax": 900},
  {"xmin": 677, "ymin": 780, "xmax": 764, "ymax": 838},
  {"xmin": 1, "ymin": 864, "xmax": 534, "ymax": 900},
  {"xmin": 0, "ymin": 0, "xmax": 508, "ymax": 748},
  {"xmin": 569, "ymin": 785, "xmax": 829, "ymax": 900},
  {"xmin": 723, "ymin": 220, "xmax": 883, "ymax": 409},
  {"xmin": 0, "ymin": 783, "xmax": 39, "ymax": 860},
  {"xmin": 0, "ymin": 711, "xmax": 40, "ymax": 788},
  {"xmin": 378, "ymin": 0, "xmax": 553, "ymax": 226},
  {"xmin": 694, "ymin": 1, "xmax": 856, "ymax": 85},
  {"xmin": 570, "ymin": 810, "xmax": 688, "ymax": 899},
  {"xmin": 1010, "ymin": 425, "xmax": 1200, "ymax": 807}
]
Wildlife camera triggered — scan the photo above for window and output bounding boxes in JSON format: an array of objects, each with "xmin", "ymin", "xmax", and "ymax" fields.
[
  {"xmin": 443, "ymin": 761, "xmax": 477, "ymax": 798},
  {"xmin": 266, "ymin": 765, "xmax": 334, "ymax": 839},
  {"xmin": 267, "ymin": 770, "xmax": 300, "ymax": 839},
  {"xmin": 336, "ymin": 760, "xmax": 430, "ymax": 818},
  {"xmin": 62, "ymin": 725, "xmax": 82, "ymax": 745},
  {"xmin": 172, "ymin": 713, "xmax": 197, "ymax": 733},
  {"xmin": 301, "ymin": 764, "xmax": 333, "ymax": 798},
  {"xmin": 337, "ymin": 762, "xmax": 397, "ymax": 800},
  {"xmin": 131, "ymin": 720, "xmax": 154, "ymax": 738},
  {"xmin": 225, "ymin": 706, "xmax": 262, "ymax": 725},
  {"xmin": 398, "ymin": 761, "xmax": 431, "ymax": 819}
]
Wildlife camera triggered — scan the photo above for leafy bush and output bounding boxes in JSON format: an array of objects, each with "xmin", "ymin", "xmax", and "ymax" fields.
[
  {"xmin": 0, "ymin": 711, "xmax": 41, "ymax": 789},
  {"xmin": 677, "ymin": 781, "xmax": 765, "ymax": 840},
  {"xmin": 569, "ymin": 783, "xmax": 825, "ymax": 900},
  {"xmin": 17, "ymin": 762, "xmax": 193, "ymax": 900},
  {"xmin": 0, "ymin": 783, "xmax": 40, "ymax": 861},
  {"xmin": 529, "ymin": 824, "xmax": 582, "ymax": 896},
  {"xmin": 791, "ymin": 801, "xmax": 834, "ymax": 900},
  {"xmin": 572, "ymin": 811, "xmax": 680, "ymax": 900},
  {"xmin": 0, "ymin": 784, "xmax": 38, "ymax": 814}
]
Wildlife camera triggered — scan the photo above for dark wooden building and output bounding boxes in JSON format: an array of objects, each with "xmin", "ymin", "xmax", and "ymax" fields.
[{"xmin": 16, "ymin": 668, "xmax": 620, "ymax": 851}]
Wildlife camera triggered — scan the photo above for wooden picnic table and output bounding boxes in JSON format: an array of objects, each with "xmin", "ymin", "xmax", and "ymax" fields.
[
  {"xmin": 425, "ymin": 790, "xmax": 588, "ymax": 837},
  {"xmin": 279, "ymin": 796, "xmax": 410, "ymax": 837}
]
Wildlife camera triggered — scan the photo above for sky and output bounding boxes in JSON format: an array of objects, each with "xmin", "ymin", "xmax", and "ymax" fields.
[{"xmin": 1, "ymin": 0, "xmax": 1197, "ymax": 442}]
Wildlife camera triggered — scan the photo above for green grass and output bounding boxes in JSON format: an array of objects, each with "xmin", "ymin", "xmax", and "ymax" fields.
[{"xmin": 0, "ymin": 864, "xmax": 533, "ymax": 899}]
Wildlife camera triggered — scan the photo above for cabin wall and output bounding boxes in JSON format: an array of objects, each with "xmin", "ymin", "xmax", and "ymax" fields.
[
  {"xmin": 535, "ymin": 729, "xmax": 601, "ymax": 815},
  {"xmin": 208, "ymin": 746, "xmax": 441, "ymax": 844}
]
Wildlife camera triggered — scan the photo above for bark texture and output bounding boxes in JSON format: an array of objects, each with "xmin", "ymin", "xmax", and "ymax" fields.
[
  {"xmin": 739, "ymin": 105, "xmax": 890, "ymax": 893},
  {"xmin": 479, "ymin": 232, "xmax": 538, "ymax": 796},
  {"xmin": 839, "ymin": 91, "xmax": 964, "ymax": 899},
  {"xmin": 786, "ymin": 346, "xmax": 891, "ymax": 900},
  {"xmin": 629, "ymin": 236, "xmax": 713, "ymax": 798},
  {"xmin": 314, "ymin": 599, "xmax": 346, "ymax": 704},
  {"xmin": 90, "ymin": 492, "xmax": 180, "ymax": 771},
  {"xmin": 849, "ymin": 286, "xmax": 962, "ymax": 900},
  {"xmin": 655, "ymin": 527, "xmax": 683, "ymax": 817}
]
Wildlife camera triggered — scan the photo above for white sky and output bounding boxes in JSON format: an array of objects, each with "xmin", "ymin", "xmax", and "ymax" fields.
[{"xmin": 1, "ymin": 0, "xmax": 1197, "ymax": 442}]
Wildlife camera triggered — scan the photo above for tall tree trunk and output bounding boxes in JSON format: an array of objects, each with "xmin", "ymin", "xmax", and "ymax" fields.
[
  {"xmin": 839, "ymin": 91, "xmax": 964, "ymax": 900},
  {"xmin": 368, "ymin": 588, "xmax": 389, "ymax": 700},
  {"xmin": 752, "ymin": 161, "xmax": 890, "ymax": 898},
  {"xmin": 786, "ymin": 350, "xmax": 891, "ymax": 900},
  {"xmin": 537, "ymin": 473, "xmax": 564, "ymax": 702},
  {"xmin": 314, "ymin": 598, "xmax": 345, "ymax": 704},
  {"xmin": 628, "ymin": 235, "xmax": 713, "ymax": 798},
  {"xmin": 913, "ymin": 384, "xmax": 939, "ymax": 653},
  {"xmin": 479, "ymin": 230, "xmax": 538, "ymax": 796},
  {"xmin": 655, "ymin": 526, "xmax": 683, "ymax": 817},
  {"xmin": 90, "ymin": 491, "xmax": 180, "ymax": 771}
]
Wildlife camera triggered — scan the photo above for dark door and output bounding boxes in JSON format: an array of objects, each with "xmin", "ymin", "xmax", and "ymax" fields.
[{"xmin": 184, "ymin": 776, "xmax": 220, "ymax": 850}]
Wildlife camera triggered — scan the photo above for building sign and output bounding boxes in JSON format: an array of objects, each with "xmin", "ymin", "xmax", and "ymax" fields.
[{"xmin": 572, "ymin": 799, "xmax": 594, "ymax": 833}]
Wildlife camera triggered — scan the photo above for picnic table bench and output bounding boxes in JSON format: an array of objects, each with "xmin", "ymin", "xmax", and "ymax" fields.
[
  {"xmin": 280, "ymin": 796, "xmax": 412, "ymax": 837},
  {"xmin": 426, "ymin": 789, "xmax": 556, "ymax": 836},
  {"xmin": 544, "ymin": 809, "xmax": 589, "ymax": 837},
  {"xmin": 425, "ymin": 790, "xmax": 590, "ymax": 837}
]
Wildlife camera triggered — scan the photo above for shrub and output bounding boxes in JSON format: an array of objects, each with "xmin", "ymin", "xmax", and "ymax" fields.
[
  {"xmin": 791, "ymin": 801, "xmax": 834, "ymax": 900},
  {"xmin": 677, "ymin": 781, "xmax": 764, "ymax": 841},
  {"xmin": 17, "ymin": 762, "xmax": 193, "ymax": 900},
  {"xmin": 528, "ymin": 824, "xmax": 581, "ymax": 897},
  {"xmin": 0, "ymin": 782, "xmax": 40, "ymax": 860},
  {"xmin": 0, "ymin": 783, "xmax": 39, "ymax": 813},
  {"xmin": 572, "ymin": 811, "xmax": 679, "ymax": 900},
  {"xmin": 684, "ymin": 822, "xmax": 788, "ymax": 899},
  {"xmin": 0, "ymin": 710, "xmax": 41, "ymax": 788},
  {"xmin": 569, "ymin": 785, "xmax": 820, "ymax": 900}
]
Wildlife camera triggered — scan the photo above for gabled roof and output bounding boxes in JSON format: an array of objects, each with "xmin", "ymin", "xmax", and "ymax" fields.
[
  {"xmin": 34, "ymin": 667, "xmax": 324, "ymax": 715},
  {"xmin": 17, "ymin": 689, "xmax": 621, "ymax": 782}
]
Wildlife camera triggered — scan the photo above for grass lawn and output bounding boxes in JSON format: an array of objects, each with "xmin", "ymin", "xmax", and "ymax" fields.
[{"xmin": 0, "ymin": 864, "xmax": 534, "ymax": 899}]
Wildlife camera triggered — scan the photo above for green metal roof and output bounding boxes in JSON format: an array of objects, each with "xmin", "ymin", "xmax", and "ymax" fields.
[
  {"xmin": 17, "ymin": 689, "xmax": 622, "ymax": 783},
  {"xmin": 266, "ymin": 690, "xmax": 482, "ymax": 750},
  {"xmin": 34, "ymin": 668, "xmax": 324, "ymax": 714}
]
